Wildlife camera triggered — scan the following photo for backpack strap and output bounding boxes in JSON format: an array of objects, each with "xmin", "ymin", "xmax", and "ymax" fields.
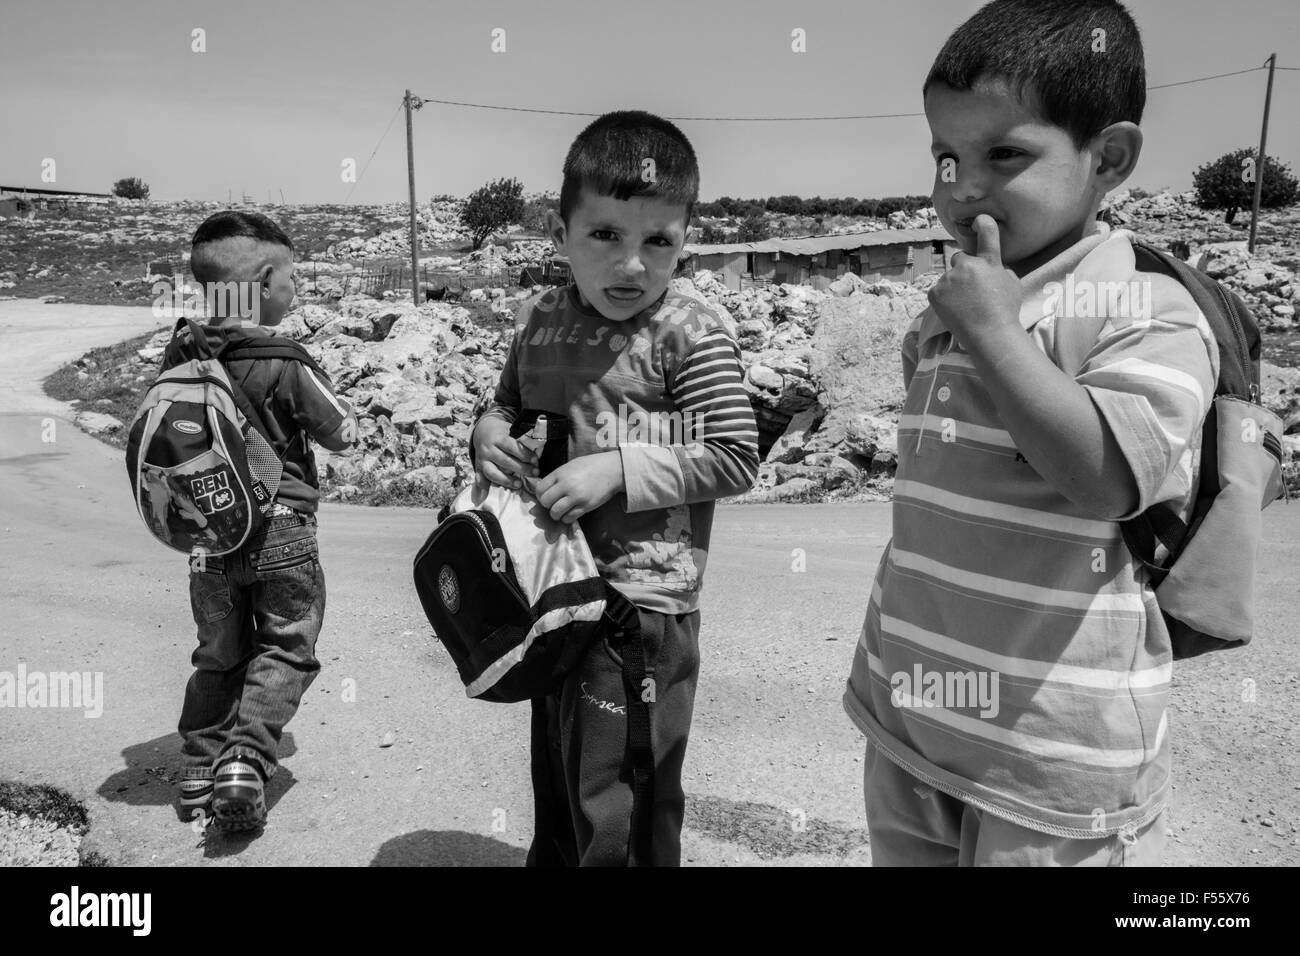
[
  {"xmin": 1129, "ymin": 239, "xmax": 1257, "ymax": 399},
  {"xmin": 1053, "ymin": 238, "xmax": 1251, "ymax": 581},
  {"xmin": 220, "ymin": 336, "xmax": 328, "ymax": 377},
  {"xmin": 602, "ymin": 588, "xmax": 655, "ymax": 867},
  {"xmin": 1124, "ymin": 240, "xmax": 1267, "ymax": 579},
  {"xmin": 219, "ymin": 335, "xmax": 327, "ymax": 463}
]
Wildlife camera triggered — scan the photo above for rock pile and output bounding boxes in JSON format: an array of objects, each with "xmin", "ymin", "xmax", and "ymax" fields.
[
  {"xmin": 116, "ymin": 196, "xmax": 1300, "ymax": 505},
  {"xmin": 331, "ymin": 199, "xmax": 469, "ymax": 259},
  {"xmin": 1105, "ymin": 189, "xmax": 1300, "ymax": 329},
  {"xmin": 1198, "ymin": 243, "xmax": 1298, "ymax": 330},
  {"xmin": 463, "ymin": 239, "xmax": 555, "ymax": 272}
]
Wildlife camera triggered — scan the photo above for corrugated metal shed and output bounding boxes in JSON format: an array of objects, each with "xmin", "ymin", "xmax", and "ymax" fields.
[{"xmin": 681, "ymin": 227, "xmax": 953, "ymax": 258}]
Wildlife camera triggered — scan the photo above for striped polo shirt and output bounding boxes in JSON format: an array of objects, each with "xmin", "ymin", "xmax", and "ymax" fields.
[{"xmin": 843, "ymin": 226, "xmax": 1218, "ymax": 838}]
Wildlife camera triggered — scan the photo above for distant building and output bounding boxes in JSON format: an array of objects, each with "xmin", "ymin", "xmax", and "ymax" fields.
[
  {"xmin": 0, "ymin": 185, "xmax": 112, "ymax": 211},
  {"xmin": 0, "ymin": 193, "xmax": 35, "ymax": 219},
  {"xmin": 678, "ymin": 227, "xmax": 958, "ymax": 291}
]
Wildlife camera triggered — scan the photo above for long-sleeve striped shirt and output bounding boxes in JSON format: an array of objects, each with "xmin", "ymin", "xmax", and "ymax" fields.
[
  {"xmin": 480, "ymin": 284, "xmax": 759, "ymax": 613},
  {"xmin": 843, "ymin": 226, "xmax": 1218, "ymax": 838}
]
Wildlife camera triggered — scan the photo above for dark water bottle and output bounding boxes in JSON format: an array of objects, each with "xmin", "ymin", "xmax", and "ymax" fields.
[{"xmin": 510, "ymin": 410, "xmax": 569, "ymax": 492}]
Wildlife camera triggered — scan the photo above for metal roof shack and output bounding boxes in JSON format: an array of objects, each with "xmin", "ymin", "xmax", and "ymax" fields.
[
  {"xmin": 0, "ymin": 193, "xmax": 36, "ymax": 219},
  {"xmin": 678, "ymin": 227, "xmax": 958, "ymax": 291},
  {"xmin": 0, "ymin": 186, "xmax": 113, "ymax": 211}
]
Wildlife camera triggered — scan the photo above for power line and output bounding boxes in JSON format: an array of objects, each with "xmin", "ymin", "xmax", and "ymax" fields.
[
  {"xmin": 345, "ymin": 99, "xmax": 404, "ymax": 202},
  {"xmin": 411, "ymin": 95, "xmax": 921, "ymax": 121},
  {"xmin": 1148, "ymin": 65, "xmax": 1265, "ymax": 89},
  {"xmin": 413, "ymin": 63, "xmax": 1286, "ymax": 123}
]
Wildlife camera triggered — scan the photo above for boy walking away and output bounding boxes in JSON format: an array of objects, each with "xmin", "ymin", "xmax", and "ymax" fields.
[
  {"xmin": 473, "ymin": 111, "xmax": 759, "ymax": 865},
  {"xmin": 843, "ymin": 0, "xmax": 1219, "ymax": 865},
  {"xmin": 169, "ymin": 212, "xmax": 357, "ymax": 831}
]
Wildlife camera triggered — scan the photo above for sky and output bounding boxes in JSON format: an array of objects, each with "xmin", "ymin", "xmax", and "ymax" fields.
[{"xmin": 2, "ymin": 0, "xmax": 1298, "ymax": 205}]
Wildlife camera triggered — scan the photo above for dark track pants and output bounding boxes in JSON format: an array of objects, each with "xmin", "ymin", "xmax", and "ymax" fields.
[{"xmin": 526, "ymin": 607, "xmax": 701, "ymax": 867}]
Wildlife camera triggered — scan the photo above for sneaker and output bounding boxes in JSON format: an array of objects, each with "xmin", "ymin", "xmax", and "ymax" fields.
[
  {"xmin": 212, "ymin": 757, "xmax": 267, "ymax": 832},
  {"xmin": 179, "ymin": 767, "xmax": 214, "ymax": 815}
]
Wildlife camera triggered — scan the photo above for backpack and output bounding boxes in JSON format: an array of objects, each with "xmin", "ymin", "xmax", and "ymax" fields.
[
  {"xmin": 412, "ymin": 441, "xmax": 658, "ymax": 863},
  {"xmin": 412, "ymin": 480, "xmax": 613, "ymax": 701},
  {"xmin": 124, "ymin": 318, "xmax": 324, "ymax": 558},
  {"xmin": 1057, "ymin": 237, "xmax": 1287, "ymax": 659}
]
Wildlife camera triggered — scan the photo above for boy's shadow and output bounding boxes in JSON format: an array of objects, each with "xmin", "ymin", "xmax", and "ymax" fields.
[
  {"xmin": 96, "ymin": 732, "xmax": 299, "ymax": 824},
  {"xmin": 369, "ymin": 830, "xmax": 527, "ymax": 867}
]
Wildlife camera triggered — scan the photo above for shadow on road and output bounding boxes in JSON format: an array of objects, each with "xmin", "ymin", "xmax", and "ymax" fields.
[
  {"xmin": 96, "ymin": 732, "xmax": 299, "ymax": 820},
  {"xmin": 684, "ymin": 792, "xmax": 868, "ymax": 859},
  {"xmin": 369, "ymin": 830, "xmax": 527, "ymax": 867}
]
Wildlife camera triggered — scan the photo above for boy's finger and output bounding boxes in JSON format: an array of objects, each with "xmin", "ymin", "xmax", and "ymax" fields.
[
  {"xmin": 973, "ymin": 214, "xmax": 1002, "ymax": 264},
  {"xmin": 488, "ymin": 446, "xmax": 538, "ymax": 476},
  {"xmin": 479, "ymin": 461, "xmax": 515, "ymax": 489},
  {"xmin": 534, "ymin": 476, "xmax": 558, "ymax": 507}
]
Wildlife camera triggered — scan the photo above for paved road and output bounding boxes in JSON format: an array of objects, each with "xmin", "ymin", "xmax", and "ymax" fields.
[{"xmin": 1, "ymin": 300, "xmax": 1296, "ymax": 866}]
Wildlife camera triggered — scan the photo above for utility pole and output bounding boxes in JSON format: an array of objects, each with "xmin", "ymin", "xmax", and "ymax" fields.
[
  {"xmin": 1248, "ymin": 53, "xmax": 1276, "ymax": 254},
  {"xmin": 405, "ymin": 90, "xmax": 423, "ymax": 306}
]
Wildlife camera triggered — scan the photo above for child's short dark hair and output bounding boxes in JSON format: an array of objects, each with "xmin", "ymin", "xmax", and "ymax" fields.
[
  {"xmin": 559, "ymin": 110, "xmax": 699, "ymax": 225},
  {"xmin": 923, "ymin": 0, "xmax": 1145, "ymax": 150},
  {"xmin": 190, "ymin": 211, "xmax": 293, "ymax": 283}
]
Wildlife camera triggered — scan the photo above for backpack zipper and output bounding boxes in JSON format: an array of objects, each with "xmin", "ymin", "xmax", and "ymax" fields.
[
  {"xmin": 422, "ymin": 511, "xmax": 531, "ymax": 611},
  {"xmin": 1208, "ymin": 280, "xmax": 1257, "ymax": 402},
  {"xmin": 1262, "ymin": 430, "xmax": 1291, "ymax": 503},
  {"xmin": 1205, "ymin": 278, "xmax": 1289, "ymax": 499}
]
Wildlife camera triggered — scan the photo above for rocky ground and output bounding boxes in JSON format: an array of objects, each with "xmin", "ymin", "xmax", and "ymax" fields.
[{"xmin": 18, "ymin": 189, "xmax": 1300, "ymax": 505}]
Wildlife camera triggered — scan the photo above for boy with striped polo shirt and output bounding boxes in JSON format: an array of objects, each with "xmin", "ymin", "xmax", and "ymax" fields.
[
  {"xmin": 843, "ymin": 0, "xmax": 1217, "ymax": 865},
  {"xmin": 473, "ymin": 110, "xmax": 758, "ymax": 866}
]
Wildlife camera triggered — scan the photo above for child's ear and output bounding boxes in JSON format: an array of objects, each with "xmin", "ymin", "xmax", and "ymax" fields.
[
  {"xmin": 544, "ymin": 209, "xmax": 568, "ymax": 253},
  {"xmin": 1093, "ymin": 121, "xmax": 1143, "ymax": 191},
  {"xmin": 255, "ymin": 262, "xmax": 273, "ymax": 297}
]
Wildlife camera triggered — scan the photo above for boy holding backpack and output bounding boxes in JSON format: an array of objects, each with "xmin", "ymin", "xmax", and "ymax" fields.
[
  {"xmin": 472, "ymin": 111, "xmax": 759, "ymax": 865},
  {"xmin": 157, "ymin": 212, "xmax": 356, "ymax": 831},
  {"xmin": 844, "ymin": 0, "xmax": 1279, "ymax": 866}
]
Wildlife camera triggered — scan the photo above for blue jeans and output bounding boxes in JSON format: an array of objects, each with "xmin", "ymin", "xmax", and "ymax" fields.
[{"xmin": 179, "ymin": 511, "xmax": 325, "ymax": 780}]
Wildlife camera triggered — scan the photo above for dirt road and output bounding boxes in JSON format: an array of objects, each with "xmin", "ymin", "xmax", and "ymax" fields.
[{"xmin": 1, "ymin": 299, "xmax": 1296, "ymax": 866}]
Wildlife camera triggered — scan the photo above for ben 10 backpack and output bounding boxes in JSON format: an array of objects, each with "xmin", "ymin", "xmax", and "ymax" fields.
[
  {"xmin": 1057, "ymin": 237, "xmax": 1286, "ymax": 659},
  {"xmin": 124, "ymin": 317, "xmax": 324, "ymax": 559}
]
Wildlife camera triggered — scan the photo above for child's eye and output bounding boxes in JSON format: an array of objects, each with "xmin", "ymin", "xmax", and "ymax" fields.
[
  {"xmin": 989, "ymin": 148, "xmax": 1024, "ymax": 161},
  {"xmin": 646, "ymin": 236, "xmax": 672, "ymax": 247},
  {"xmin": 591, "ymin": 229, "xmax": 617, "ymax": 241}
]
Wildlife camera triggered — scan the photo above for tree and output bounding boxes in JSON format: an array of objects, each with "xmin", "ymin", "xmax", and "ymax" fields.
[
  {"xmin": 1193, "ymin": 148, "xmax": 1299, "ymax": 223},
  {"xmin": 520, "ymin": 190, "xmax": 559, "ymax": 234},
  {"xmin": 112, "ymin": 177, "xmax": 150, "ymax": 200},
  {"xmin": 698, "ymin": 223, "xmax": 728, "ymax": 244},
  {"xmin": 461, "ymin": 177, "xmax": 525, "ymax": 250},
  {"xmin": 736, "ymin": 214, "xmax": 770, "ymax": 243}
]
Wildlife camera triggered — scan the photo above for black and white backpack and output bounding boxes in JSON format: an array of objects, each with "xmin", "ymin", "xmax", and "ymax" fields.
[{"xmin": 412, "ymin": 413, "xmax": 658, "ymax": 863}]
